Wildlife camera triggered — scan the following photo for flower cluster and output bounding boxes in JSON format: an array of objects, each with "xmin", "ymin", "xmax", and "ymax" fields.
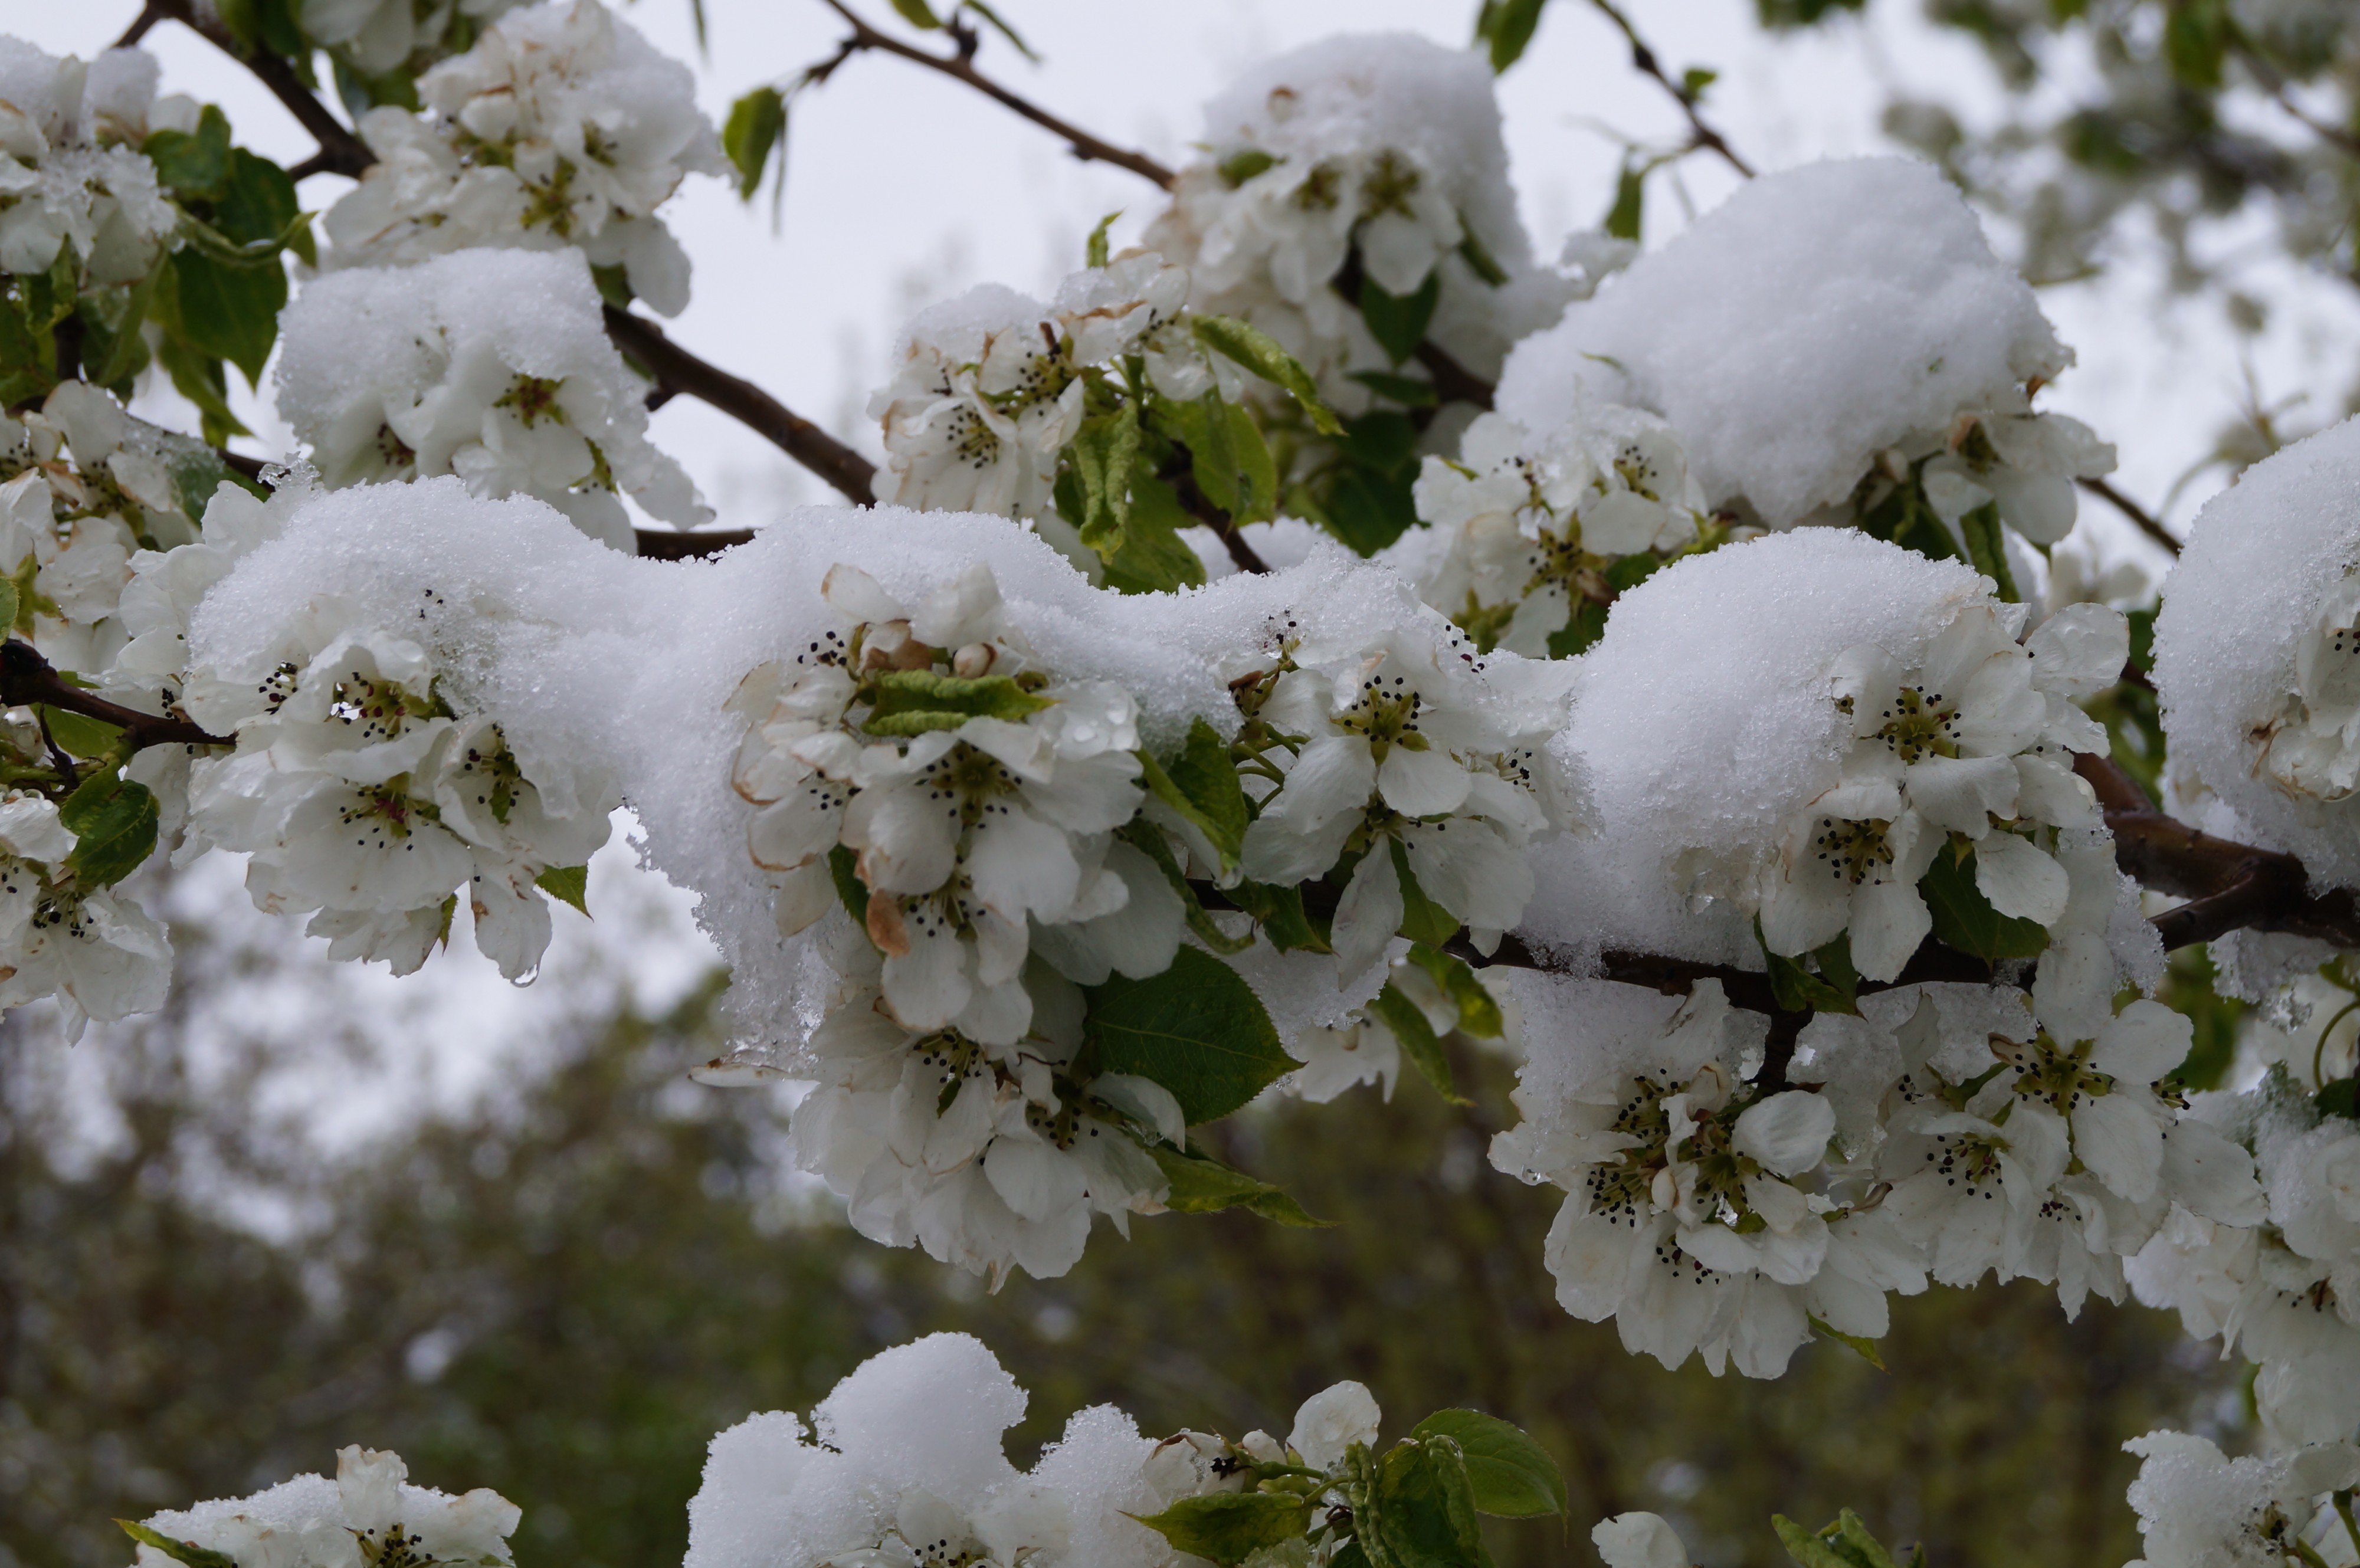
[
  {"xmin": 2120, "ymin": 1430, "xmax": 2360, "ymax": 1568},
  {"xmin": 0, "ymin": 766, "xmax": 170, "ymax": 1039},
  {"xmin": 1396, "ymin": 406, "xmax": 1713, "ymax": 658},
  {"xmin": 180, "ymin": 534, "xmax": 614, "ymax": 980},
  {"xmin": 276, "ymin": 247, "xmax": 708, "ymax": 549},
  {"xmin": 1141, "ymin": 32, "xmax": 1581, "ymax": 415},
  {"xmin": 687, "ymin": 1334, "xmax": 1557, "ymax": 1568},
  {"xmin": 129, "ymin": 1444, "xmax": 519, "ymax": 1568},
  {"xmin": 0, "ymin": 41, "xmax": 182, "ymax": 289},
  {"xmin": 322, "ymin": 0, "xmax": 724, "ymax": 316},
  {"xmin": 298, "ymin": 0, "xmax": 531, "ymax": 81}
]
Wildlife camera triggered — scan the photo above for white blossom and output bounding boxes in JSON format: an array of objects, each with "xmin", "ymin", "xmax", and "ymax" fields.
[
  {"xmin": 2122, "ymin": 1429, "xmax": 2360, "ymax": 1568},
  {"xmin": 132, "ymin": 1445, "xmax": 520, "ymax": 1568},
  {"xmin": 0, "ymin": 40, "xmax": 181, "ymax": 284}
]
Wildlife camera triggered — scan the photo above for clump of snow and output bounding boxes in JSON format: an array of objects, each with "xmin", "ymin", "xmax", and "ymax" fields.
[
  {"xmin": 275, "ymin": 249, "xmax": 707, "ymax": 546},
  {"xmin": 1496, "ymin": 158, "xmax": 2068, "ymax": 527},
  {"xmin": 1520, "ymin": 528, "xmax": 1996, "ymax": 967},
  {"xmin": 2154, "ymin": 414, "xmax": 2360, "ymax": 890}
]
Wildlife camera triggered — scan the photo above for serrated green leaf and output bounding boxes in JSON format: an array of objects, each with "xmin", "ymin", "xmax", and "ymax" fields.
[
  {"xmin": 1358, "ymin": 270, "xmax": 1440, "ymax": 366},
  {"xmin": 117, "ymin": 1521, "xmax": 238, "ymax": 1568},
  {"xmin": 1367, "ymin": 983, "xmax": 1466, "ymax": 1106},
  {"xmin": 1475, "ymin": 0, "xmax": 1549, "ymax": 71},
  {"xmin": 722, "ymin": 87, "xmax": 787, "ymax": 202},
  {"xmin": 1402, "ymin": 944, "xmax": 1502, "ymax": 1038},
  {"xmin": 1129, "ymin": 1490, "xmax": 1310, "ymax": 1566},
  {"xmin": 1372, "ymin": 1439, "xmax": 1483, "ymax": 1568},
  {"xmin": 1146, "ymin": 1141, "xmax": 1330, "ymax": 1226},
  {"xmin": 1082, "ymin": 947, "xmax": 1296, "ymax": 1123},
  {"xmin": 1192, "ymin": 316, "xmax": 1342, "ymax": 435},
  {"xmin": 1408, "ymin": 1411, "xmax": 1564, "ymax": 1518},
  {"xmin": 860, "ymin": 670, "xmax": 1053, "ymax": 735},
  {"xmin": 534, "ymin": 864, "xmax": 590, "ymax": 916},
  {"xmin": 1808, "ymin": 1314, "xmax": 1889, "ymax": 1371},
  {"xmin": 61, "ymin": 771, "xmax": 160, "ymax": 889},
  {"xmin": 1139, "ymin": 716, "xmax": 1248, "ymax": 869},
  {"xmin": 1920, "ymin": 845, "xmax": 2047, "ymax": 963}
]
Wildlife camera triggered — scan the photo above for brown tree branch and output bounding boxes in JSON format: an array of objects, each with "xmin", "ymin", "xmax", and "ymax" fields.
[
  {"xmin": 634, "ymin": 527, "xmax": 755, "ymax": 560},
  {"xmin": 2078, "ymin": 475, "xmax": 2181, "ymax": 556},
  {"xmin": 149, "ymin": 0, "xmax": 374, "ymax": 178},
  {"xmin": 1586, "ymin": 0, "xmax": 1756, "ymax": 179},
  {"xmin": 815, "ymin": 0, "xmax": 1176, "ymax": 191},
  {"xmin": 602, "ymin": 306, "xmax": 876, "ymax": 505},
  {"xmin": 0, "ymin": 641, "xmax": 227, "ymax": 753},
  {"xmin": 114, "ymin": 1, "xmax": 166, "ymax": 47},
  {"xmin": 1167, "ymin": 464, "xmax": 1268, "ymax": 574}
]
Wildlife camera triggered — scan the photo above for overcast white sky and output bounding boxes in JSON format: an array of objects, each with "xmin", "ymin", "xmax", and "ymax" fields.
[{"xmin": 20, "ymin": 0, "xmax": 2360, "ymax": 1143}]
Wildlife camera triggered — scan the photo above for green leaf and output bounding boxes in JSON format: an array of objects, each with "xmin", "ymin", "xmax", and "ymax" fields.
[
  {"xmin": 1082, "ymin": 947, "xmax": 1296, "ymax": 1124},
  {"xmin": 1129, "ymin": 1491, "xmax": 1310, "ymax": 1566},
  {"xmin": 1920, "ymin": 844, "xmax": 2047, "ymax": 963},
  {"xmin": 1372, "ymin": 1439, "xmax": 1484, "ymax": 1568},
  {"xmin": 1161, "ymin": 393, "xmax": 1278, "ymax": 527},
  {"xmin": 889, "ymin": 0, "xmax": 943, "ymax": 27},
  {"xmin": 1146, "ymin": 1141, "xmax": 1330, "ymax": 1226},
  {"xmin": 1683, "ymin": 65, "xmax": 1719, "ymax": 97},
  {"xmin": 2316, "ymin": 1078, "xmax": 2357, "ymax": 1120},
  {"xmin": 1100, "ymin": 472, "xmax": 1206, "ymax": 595},
  {"xmin": 41, "ymin": 707, "xmax": 124, "ymax": 761},
  {"xmin": 961, "ymin": 1, "xmax": 1041, "ymax": 61},
  {"xmin": 722, "ymin": 87, "xmax": 787, "ymax": 202},
  {"xmin": 0, "ymin": 580, "xmax": 17, "ymax": 638},
  {"xmin": 1225, "ymin": 878, "xmax": 1330, "ymax": 954},
  {"xmin": 1346, "ymin": 371, "xmax": 1439, "ymax": 408},
  {"xmin": 1604, "ymin": 160, "xmax": 1645, "ymax": 242},
  {"xmin": 1774, "ymin": 1516, "xmax": 1856, "ymax": 1568},
  {"xmin": 1389, "ymin": 840, "xmax": 1460, "ymax": 948},
  {"xmin": 1457, "ymin": 225, "xmax": 1509, "ymax": 287},
  {"xmin": 1761, "ymin": 925, "xmax": 1861, "ymax": 1016},
  {"xmin": 117, "ymin": 1521, "xmax": 238, "ymax": 1568},
  {"xmin": 217, "ymin": 150, "xmax": 308, "ymax": 263},
  {"xmin": 1546, "ymin": 598, "xmax": 1608, "ymax": 660},
  {"xmin": 1367, "ymin": 982, "xmax": 1464, "ymax": 1105},
  {"xmin": 1958, "ymin": 500, "xmax": 2020, "ymax": 603},
  {"xmin": 535, "ymin": 864, "xmax": 590, "ymax": 916},
  {"xmin": 216, "ymin": 0, "xmax": 306, "ymax": 57},
  {"xmin": 61, "ymin": 771, "xmax": 160, "ymax": 889},
  {"xmin": 1192, "ymin": 316, "xmax": 1342, "ymax": 435},
  {"xmin": 142, "ymin": 105, "xmax": 232, "ymax": 199},
  {"xmin": 155, "ymin": 336, "xmax": 250, "ymax": 447},
  {"xmin": 860, "ymin": 669, "xmax": 1053, "ymax": 735},
  {"xmin": 827, "ymin": 843, "xmax": 869, "ymax": 925},
  {"xmin": 167, "ymin": 247, "xmax": 286, "ymax": 388},
  {"xmin": 1084, "ymin": 209, "xmax": 1121, "ymax": 268},
  {"xmin": 1356, "ymin": 270, "xmax": 1440, "ymax": 366},
  {"xmin": 1070, "ymin": 405, "xmax": 1144, "ymax": 559},
  {"xmin": 1139, "ymin": 716, "xmax": 1248, "ymax": 869},
  {"xmin": 1408, "ymin": 1411, "xmax": 1565, "ymax": 1518},
  {"xmin": 1474, "ymin": 0, "xmax": 1549, "ymax": 71},
  {"xmin": 1775, "ymin": 1511, "xmax": 1905, "ymax": 1568},
  {"xmin": 1403, "ymin": 945, "xmax": 1502, "ymax": 1038},
  {"xmin": 1808, "ymin": 1314, "xmax": 1889, "ymax": 1370},
  {"xmin": 1218, "ymin": 149, "xmax": 1279, "ymax": 188}
]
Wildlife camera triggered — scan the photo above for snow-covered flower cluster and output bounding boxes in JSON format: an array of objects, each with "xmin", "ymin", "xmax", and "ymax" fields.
[
  {"xmin": 129, "ymin": 1444, "xmax": 519, "ymax": 1568},
  {"xmin": 688, "ymin": 1334, "xmax": 1535, "ymax": 1568},
  {"xmin": 176, "ymin": 478, "xmax": 617, "ymax": 980},
  {"xmin": 0, "ymin": 769, "xmax": 170, "ymax": 1039},
  {"xmin": 1392, "ymin": 405, "xmax": 1712, "ymax": 658},
  {"xmin": 2121, "ymin": 1430, "xmax": 2360, "ymax": 1568},
  {"xmin": 871, "ymin": 256, "xmax": 1195, "ymax": 530},
  {"xmin": 299, "ymin": 0, "xmax": 531, "ymax": 80},
  {"xmin": 322, "ymin": 0, "xmax": 725, "ymax": 316},
  {"xmin": 0, "ymin": 40, "xmax": 183, "ymax": 286},
  {"xmin": 2156, "ymin": 416, "xmax": 2360, "ymax": 889},
  {"xmin": 1497, "ymin": 158, "xmax": 2113, "ymax": 569},
  {"xmin": 1142, "ymin": 32, "xmax": 1589, "ymax": 414},
  {"xmin": 277, "ymin": 248, "xmax": 708, "ymax": 549}
]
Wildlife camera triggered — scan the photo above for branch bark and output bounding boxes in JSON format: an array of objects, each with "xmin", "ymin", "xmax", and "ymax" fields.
[
  {"xmin": 0, "ymin": 641, "xmax": 227, "ymax": 753},
  {"xmin": 2078, "ymin": 475, "xmax": 2181, "ymax": 556},
  {"xmin": 816, "ymin": 0, "xmax": 1176, "ymax": 190},
  {"xmin": 1586, "ymin": 0, "xmax": 1756, "ymax": 179},
  {"xmin": 602, "ymin": 306, "xmax": 876, "ymax": 505}
]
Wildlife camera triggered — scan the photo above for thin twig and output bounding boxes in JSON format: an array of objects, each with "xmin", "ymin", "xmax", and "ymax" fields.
[
  {"xmin": 602, "ymin": 306, "xmax": 876, "ymax": 504},
  {"xmin": 1168, "ymin": 466, "xmax": 1268, "ymax": 574},
  {"xmin": 0, "ymin": 641, "xmax": 228, "ymax": 753},
  {"xmin": 1586, "ymin": 0, "xmax": 1756, "ymax": 179},
  {"xmin": 2236, "ymin": 42, "xmax": 2360, "ymax": 161},
  {"xmin": 2079, "ymin": 475, "xmax": 2181, "ymax": 555},
  {"xmin": 150, "ymin": 0, "xmax": 374, "ymax": 177},
  {"xmin": 815, "ymin": 0, "xmax": 1175, "ymax": 190},
  {"xmin": 114, "ymin": 1, "xmax": 166, "ymax": 48}
]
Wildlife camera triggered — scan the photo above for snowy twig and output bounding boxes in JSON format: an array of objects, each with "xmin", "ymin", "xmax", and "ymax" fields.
[
  {"xmin": 2078, "ymin": 475, "xmax": 2181, "ymax": 555},
  {"xmin": 602, "ymin": 306, "xmax": 876, "ymax": 504},
  {"xmin": 1585, "ymin": 0, "xmax": 1756, "ymax": 179},
  {"xmin": 0, "ymin": 641, "xmax": 227, "ymax": 752},
  {"xmin": 814, "ymin": 0, "xmax": 1176, "ymax": 191},
  {"xmin": 146, "ymin": 0, "xmax": 374, "ymax": 177}
]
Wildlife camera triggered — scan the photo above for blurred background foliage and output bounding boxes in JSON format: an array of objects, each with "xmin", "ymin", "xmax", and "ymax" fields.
[{"xmin": 2, "ymin": 910, "xmax": 2233, "ymax": 1568}]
